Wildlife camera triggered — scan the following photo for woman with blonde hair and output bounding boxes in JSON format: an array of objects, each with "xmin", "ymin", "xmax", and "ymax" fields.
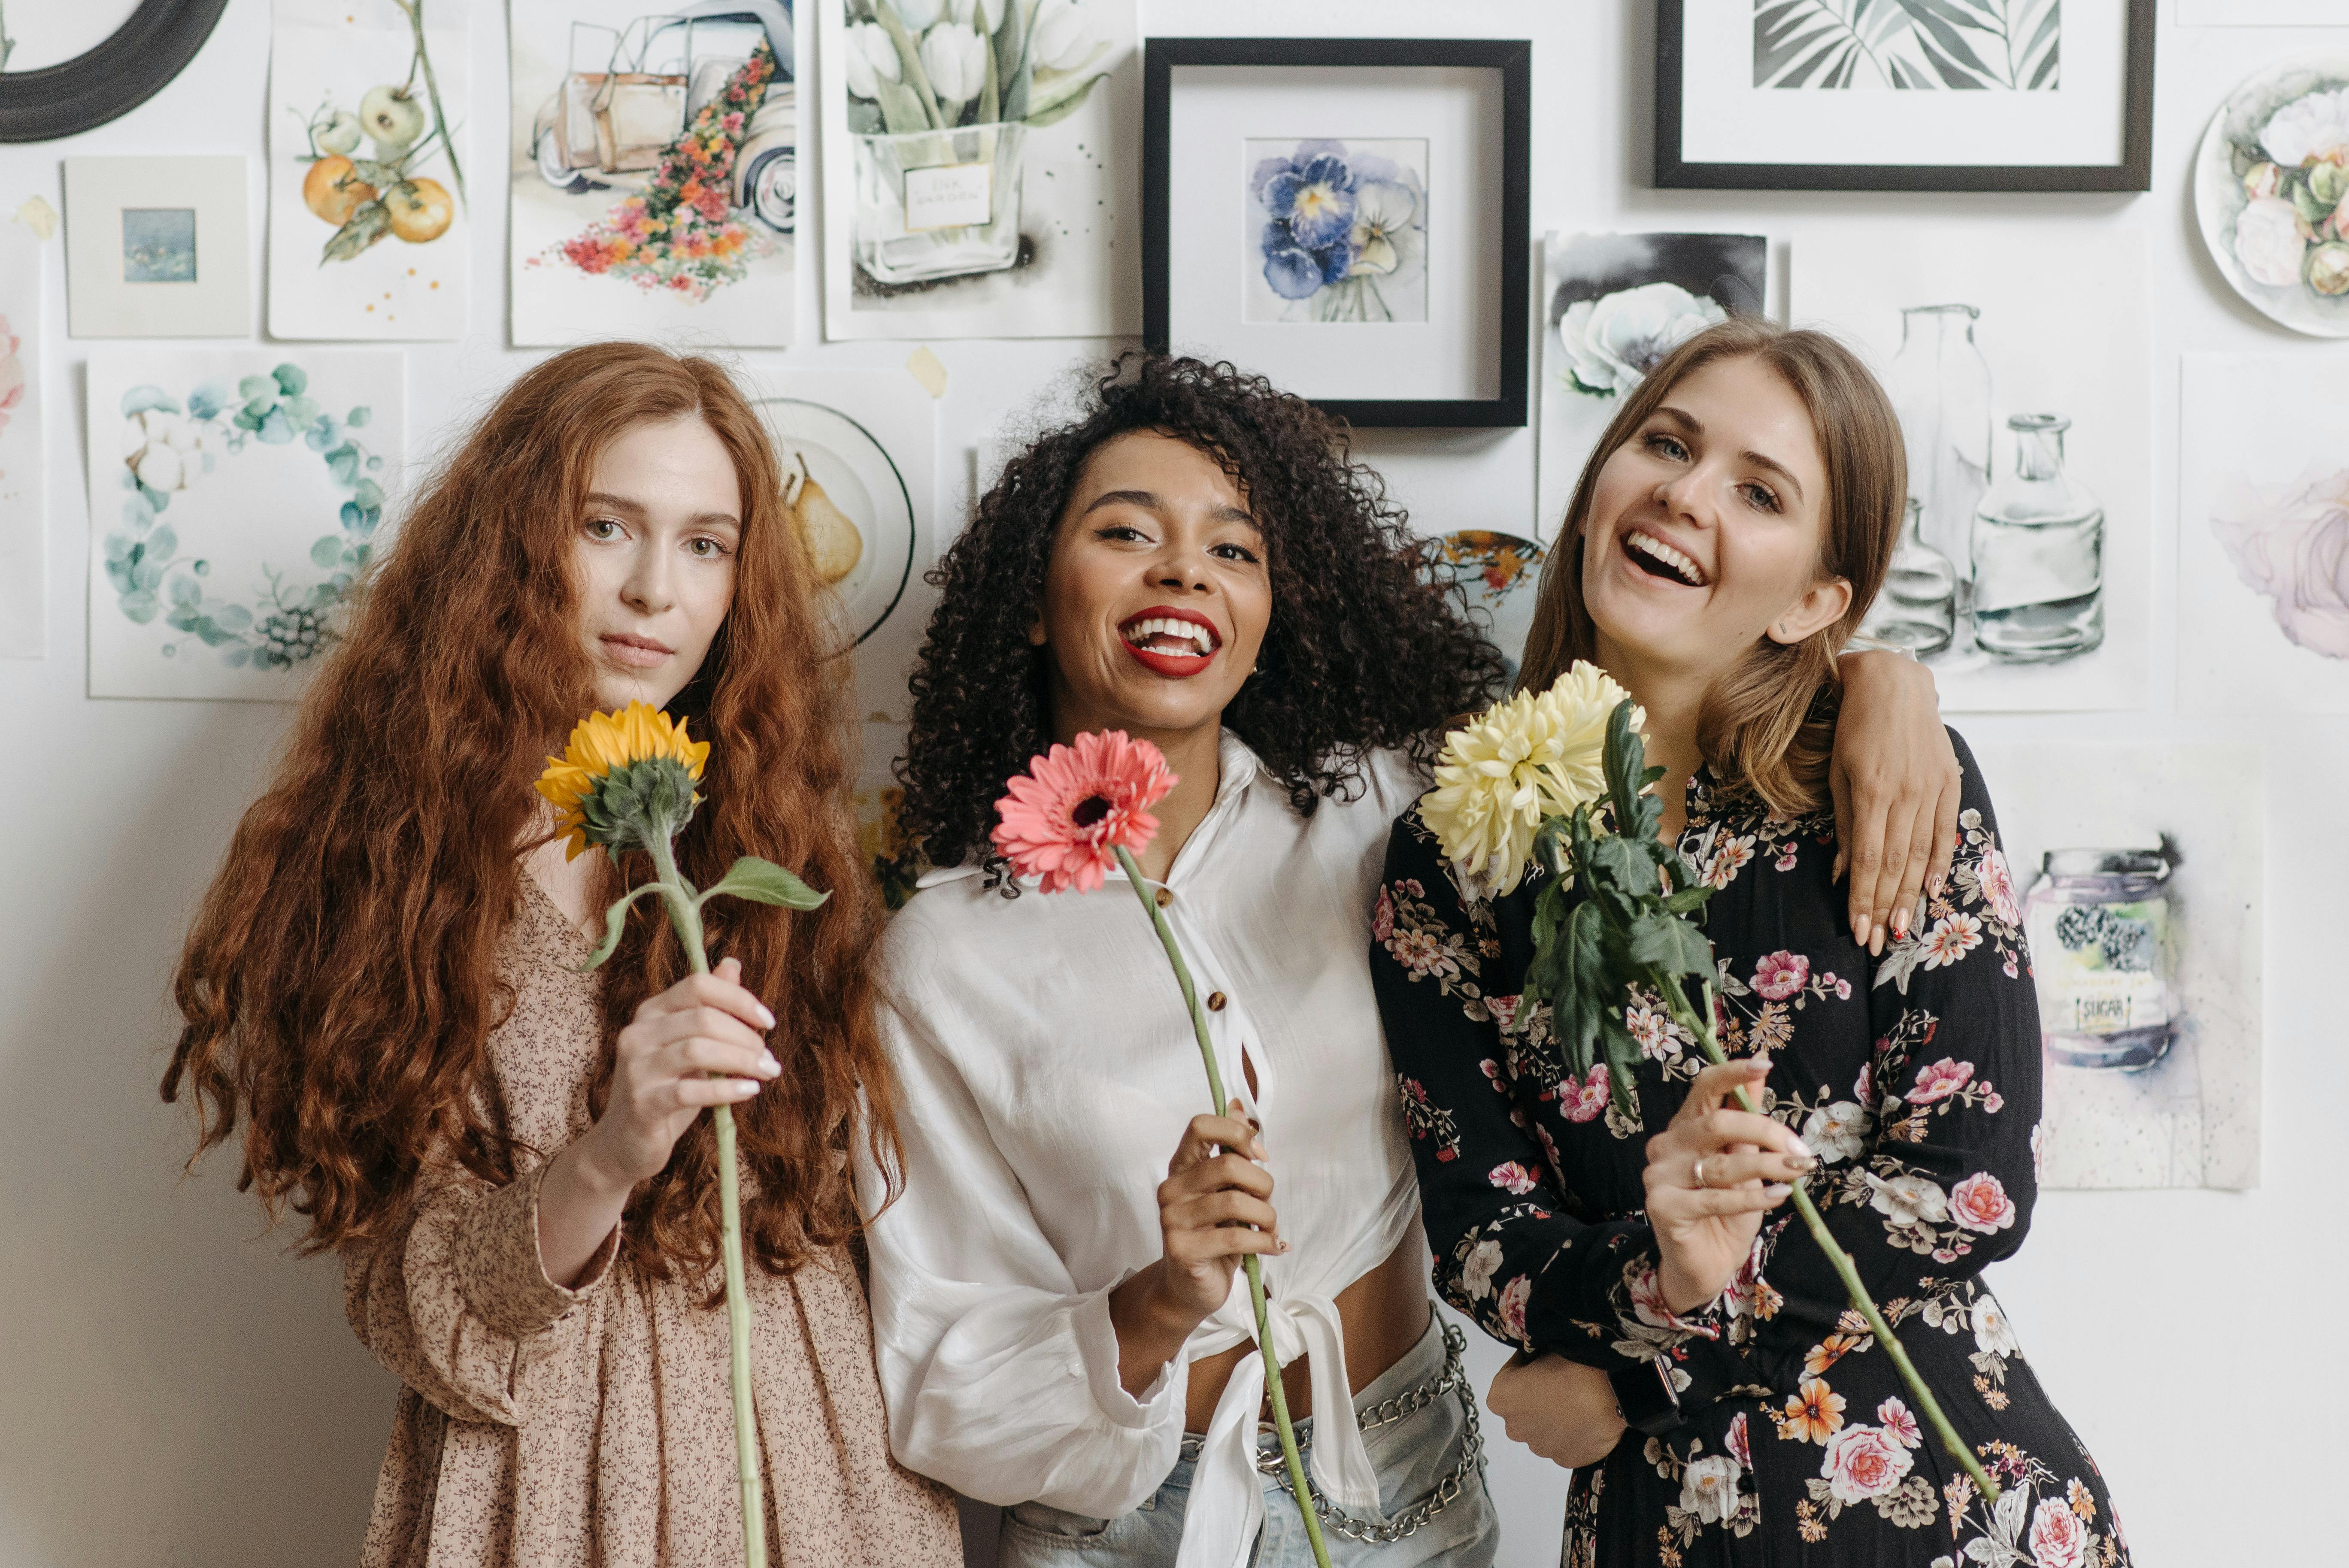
[
  {"xmin": 164, "ymin": 343, "xmax": 962, "ymax": 1568},
  {"xmin": 1373, "ymin": 318, "xmax": 2128, "ymax": 1565}
]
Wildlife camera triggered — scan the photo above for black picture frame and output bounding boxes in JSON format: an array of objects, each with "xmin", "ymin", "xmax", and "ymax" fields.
[
  {"xmin": 0, "ymin": 0, "xmax": 230, "ymax": 143},
  {"xmin": 1143, "ymin": 36, "xmax": 1531, "ymax": 430},
  {"xmin": 1654, "ymin": 0, "xmax": 2155, "ymax": 193}
]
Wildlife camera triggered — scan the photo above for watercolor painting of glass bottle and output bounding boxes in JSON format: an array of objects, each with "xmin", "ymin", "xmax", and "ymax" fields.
[
  {"xmin": 1888, "ymin": 304, "xmax": 1992, "ymax": 624},
  {"xmin": 1971, "ymin": 413, "xmax": 2105, "ymax": 663},
  {"xmin": 1859, "ymin": 496, "xmax": 1957, "ymax": 656}
]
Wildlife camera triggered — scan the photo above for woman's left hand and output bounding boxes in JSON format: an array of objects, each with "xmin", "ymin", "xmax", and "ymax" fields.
[
  {"xmin": 1832, "ymin": 650, "xmax": 1961, "ymax": 957},
  {"xmin": 1643, "ymin": 1058, "xmax": 1816, "ymax": 1315},
  {"xmin": 1486, "ymin": 1352, "xmax": 1626, "ymax": 1470}
]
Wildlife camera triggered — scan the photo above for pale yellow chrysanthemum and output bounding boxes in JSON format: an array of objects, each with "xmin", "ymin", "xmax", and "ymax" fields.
[
  {"xmin": 535, "ymin": 700, "xmax": 711, "ymax": 860},
  {"xmin": 1417, "ymin": 661, "xmax": 1640, "ymax": 897}
]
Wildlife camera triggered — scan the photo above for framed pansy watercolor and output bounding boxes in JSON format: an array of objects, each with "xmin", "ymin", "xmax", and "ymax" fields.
[{"xmin": 1143, "ymin": 37, "xmax": 1530, "ymax": 428}]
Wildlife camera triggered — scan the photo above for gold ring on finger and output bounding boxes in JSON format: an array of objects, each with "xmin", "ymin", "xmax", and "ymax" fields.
[{"xmin": 1693, "ymin": 1155, "xmax": 1711, "ymax": 1189}]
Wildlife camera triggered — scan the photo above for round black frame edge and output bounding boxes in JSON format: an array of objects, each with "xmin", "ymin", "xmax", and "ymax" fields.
[
  {"xmin": 0, "ymin": 0, "xmax": 231, "ymax": 143},
  {"xmin": 1653, "ymin": 0, "xmax": 2156, "ymax": 194},
  {"xmin": 1142, "ymin": 36, "xmax": 1532, "ymax": 431}
]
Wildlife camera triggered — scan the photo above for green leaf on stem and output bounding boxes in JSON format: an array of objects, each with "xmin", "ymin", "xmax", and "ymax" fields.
[
  {"xmin": 581, "ymin": 882, "xmax": 670, "ymax": 972},
  {"xmin": 1021, "ymin": 70, "xmax": 1103, "ymax": 128},
  {"xmin": 696, "ymin": 855, "xmax": 830, "ymax": 911}
]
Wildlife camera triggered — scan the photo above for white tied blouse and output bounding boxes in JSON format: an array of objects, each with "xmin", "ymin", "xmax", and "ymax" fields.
[{"xmin": 859, "ymin": 733, "xmax": 1429, "ymax": 1568}]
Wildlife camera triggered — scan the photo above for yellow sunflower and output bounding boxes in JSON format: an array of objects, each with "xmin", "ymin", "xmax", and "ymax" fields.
[{"xmin": 535, "ymin": 700, "xmax": 711, "ymax": 860}]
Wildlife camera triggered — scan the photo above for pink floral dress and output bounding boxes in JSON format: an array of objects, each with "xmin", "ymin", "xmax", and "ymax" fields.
[{"xmin": 1369, "ymin": 733, "xmax": 2129, "ymax": 1567}]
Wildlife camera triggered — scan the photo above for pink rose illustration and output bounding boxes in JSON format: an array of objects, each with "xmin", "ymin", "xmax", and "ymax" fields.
[
  {"xmin": 1371, "ymin": 887, "xmax": 1394, "ymax": 941},
  {"xmin": 1876, "ymin": 1396, "xmax": 1920, "ymax": 1448},
  {"xmin": 1495, "ymin": 1274, "xmax": 1532, "ymax": 1344},
  {"xmin": 1752, "ymin": 950, "xmax": 1810, "ymax": 1000},
  {"xmin": 1906, "ymin": 1057, "xmax": 1975, "ymax": 1105},
  {"xmin": 1488, "ymin": 1161, "xmax": 1539, "ymax": 1195},
  {"xmin": 1820, "ymin": 1423, "xmax": 1913, "ymax": 1505},
  {"xmin": 1725, "ymin": 1410, "xmax": 1752, "ymax": 1467},
  {"xmin": 1560, "ymin": 1062, "xmax": 1610, "ymax": 1123},
  {"xmin": 2030, "ymin": 1495, "xmax": 2088, "ymax": 1568},
  {"xmin": 1488, "ymin": 993, "xmax": 1520, "ymax": 1031},
  {"xmin": 1948, "ymin": 1171, "xmax": 2016, "ymax": 1233}
]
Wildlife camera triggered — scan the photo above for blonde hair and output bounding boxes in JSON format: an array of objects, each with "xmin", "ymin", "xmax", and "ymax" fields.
[{"xmin": 1519, "ymin": 318, "xmax": 1906, "ymax": 818}]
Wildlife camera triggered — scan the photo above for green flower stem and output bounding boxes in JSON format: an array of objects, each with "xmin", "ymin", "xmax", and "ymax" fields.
[
  {"xmin": 872, "ymin": 5, "xmax": 947, "ymax": 130},
  {"xmin": 392, "ymin": 0, "xmax": 467, "ymax": 206},
  {"xmin": 1113, "ymin": 845, "xmax": 1332, "ymax": 1568},
  {"xmin": 1652, "ymin": 975, "xmax": 2000, "ymax": 1506},
  {"xmin": 644, "ymin": 830, "xmax": 765, "ymax": 1568}
]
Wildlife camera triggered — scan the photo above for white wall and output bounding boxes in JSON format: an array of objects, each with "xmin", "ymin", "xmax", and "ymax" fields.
[{"xmin": 1, "ymin": 2, "xmax": 2340, "ymax": 1564}]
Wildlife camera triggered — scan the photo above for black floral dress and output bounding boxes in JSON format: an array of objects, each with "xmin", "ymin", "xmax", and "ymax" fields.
[{"xmin": 1368, "ymin": 733, "xmax": 2130, "ymax": 1568}]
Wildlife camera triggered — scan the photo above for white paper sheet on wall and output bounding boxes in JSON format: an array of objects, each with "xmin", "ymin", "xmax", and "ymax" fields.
[
  {"xmin": 2178, "ymin": 352, "xmax": 2349, "ymax": 714},
  {"xmin": 85, "ymin": 350, "xmax": 406, "ymax": 701},
  {"xmin": 0, "ymin": 222, "xmax": 45, "ymax": 659},
  {"xmin": 507, "ymin": 0, "xmax": 798, "ymax": 348},
  {"xmin": 1791, "ymin": 220, "xmax": 2153, "ymax": 713},
  {"xmin": 1967, "ymin": 739, "xmax": 2263, "ymax": 1191},
  {"xmin": 818, "ymin": 0, "xmax": 1139, "ymax": 340},
  {"xmin": 266, "ymin": 0, "xmax": 470, "ymax": 342}
]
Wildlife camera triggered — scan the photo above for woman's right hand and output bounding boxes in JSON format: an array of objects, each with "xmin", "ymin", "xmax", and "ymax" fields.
[
  {"xmin": 1642, "ymin": 1058, "xmax": 1816, "ymax": 1314},
  {"xmin": 1152, "ymin": 1104, "xmax": 1285, "ymax": 1322},
  {"xmin": 578, "ymin": 955, "xmax": 779, "ymax": 1190}
]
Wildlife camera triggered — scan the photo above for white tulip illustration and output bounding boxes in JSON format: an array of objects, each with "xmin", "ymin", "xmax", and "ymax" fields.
[
  {"xmin": 1030, "ymin": 0, "xmax": 1100, "ymax": 74},
  {"xmin": 843, "ymin": 21, "xmax": 903, "ymax": 100},
  {"xmin": 920, "ymin": 23, "xmax": 989, "ymax": 115}
]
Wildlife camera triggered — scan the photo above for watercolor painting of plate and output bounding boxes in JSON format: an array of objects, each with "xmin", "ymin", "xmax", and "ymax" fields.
[
  {"xmin": 2194, "ymin": 58, "xmax": 2349, "ymax": 339},
  {"xmin": 1435, "ymin": 529, "xmax": 1546, "ymax": 681},
  {"xmin": 754, "ymin": 397, "xmax": 916, "ymax": 644}
]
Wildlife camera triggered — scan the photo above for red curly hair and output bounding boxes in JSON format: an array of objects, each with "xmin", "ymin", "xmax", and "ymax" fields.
[{"xmin": 163, "ymin": 341, "xmax": 900, "ymax": 1285}]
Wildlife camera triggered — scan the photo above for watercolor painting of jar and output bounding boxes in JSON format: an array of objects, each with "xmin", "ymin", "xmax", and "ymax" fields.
[
  {"xmin": 1966, "ymin": 741, "xmax": 2262, "ymax": 1192},
  {"xmin": 818, "ymin": 0, "xmax": 1140, "ymax": 341},
  {"xmin": 1793, "ymin": 220, "xmax": 2152, "ymax": 713}
]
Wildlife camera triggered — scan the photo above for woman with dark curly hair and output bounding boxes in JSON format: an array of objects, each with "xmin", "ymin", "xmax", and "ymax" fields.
[{"xmin": 856, "ymin": 354, "xmax": 1956, "ymax": 1568}]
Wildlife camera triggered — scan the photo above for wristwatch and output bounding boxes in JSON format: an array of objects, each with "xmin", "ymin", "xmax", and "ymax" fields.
[{"xmin": 1608, "ymin": 1357, "xmax": 1684, "ymax": 1439}]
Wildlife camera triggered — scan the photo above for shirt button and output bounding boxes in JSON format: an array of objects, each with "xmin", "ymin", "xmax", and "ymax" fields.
[
  {"xmin": 1207, "ymin": 992, "xmax": 1228, "ymax": 1012},
  {"xmin": 1155, "ymin": 887, "xmax": 1173, "ymax": 908}
]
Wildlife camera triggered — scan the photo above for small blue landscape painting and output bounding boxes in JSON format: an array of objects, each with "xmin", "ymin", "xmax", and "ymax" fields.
[{"xmin": 122, "ymin": 209, "xmax": 197, "ymax": 284}]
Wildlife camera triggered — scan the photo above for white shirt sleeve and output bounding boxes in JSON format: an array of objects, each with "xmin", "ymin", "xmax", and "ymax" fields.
[{"xmin": 859, "ymin": 973, "xmax": 1189, "ymax": 1514}]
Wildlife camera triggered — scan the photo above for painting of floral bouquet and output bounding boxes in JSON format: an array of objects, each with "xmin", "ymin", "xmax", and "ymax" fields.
[
  {"xmin": 510, "ymin": 0, "xmax": 798, "ymax": 347},
  {"xmin": 2196, "ymin": 59, "xmax": 2349, "ymax": 338},
  {"xmin": 1534, "ymin": 231, "xmax": 1764, "ymax": 538},
  {"xmin": 85, "ymin": 351, "xmax": 405, "ymax": 701},
  {"xmin": 1242, "ymin": 138, "xmax": 1427, "ymax": 325}
]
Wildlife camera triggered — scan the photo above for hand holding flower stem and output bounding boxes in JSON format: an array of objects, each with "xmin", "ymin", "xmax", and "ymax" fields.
[{"xmin": 537, "ymin": 702, "xmax": 830, "ymax": 1568}]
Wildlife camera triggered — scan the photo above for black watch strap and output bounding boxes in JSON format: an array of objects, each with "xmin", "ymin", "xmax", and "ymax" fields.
[{"xmin": 1608, "ymin": 1358, "xmax": 1683, "ymax": 1439}]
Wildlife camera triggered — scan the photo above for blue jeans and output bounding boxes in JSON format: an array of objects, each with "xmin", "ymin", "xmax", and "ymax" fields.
[{"xmin": 997, "ymin": 1316, "xmax": 1497, "ymax": 1568}]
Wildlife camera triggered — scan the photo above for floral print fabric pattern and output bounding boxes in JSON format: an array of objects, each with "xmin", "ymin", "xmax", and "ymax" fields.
[{"xmin": 1372, "ymin": 731, "xmax": 2130, "ymax": 1567}]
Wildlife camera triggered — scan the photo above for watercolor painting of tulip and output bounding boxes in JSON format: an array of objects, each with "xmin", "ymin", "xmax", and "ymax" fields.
[
  {"xmin": 1534, "ymin": 231, "xmax": 1764, "ymax": 539},
  {"xmin": 1242, "ymin": 138, "xmax": 1428, "ymax": 325},
  {"xmin": 2195, "ymin": 59, "xmax": 2349, "ymax": 338}
]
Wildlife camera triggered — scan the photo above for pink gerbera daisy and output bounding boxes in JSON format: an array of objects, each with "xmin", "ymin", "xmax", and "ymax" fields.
[{"xmin": 990, "ymin": 730, "xmax": 1177, "ymax": 893}]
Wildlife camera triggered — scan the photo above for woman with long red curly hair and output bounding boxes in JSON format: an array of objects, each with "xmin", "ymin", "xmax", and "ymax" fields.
[{"xmin": 163, "ymin": 343, "xmax": 962, "ymax": 1568}]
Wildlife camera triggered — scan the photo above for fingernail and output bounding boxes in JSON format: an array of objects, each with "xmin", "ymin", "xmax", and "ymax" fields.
[
  {"xmin": 1252, "ymin": 1140, "xmax": 1270, "ymax": 1161},
  {"xmin": 736, "ymin": 1079, "xmax": 762, "ymax": 1096},
  {"xmin": 1278, "ymin": 1238, "xmax": 1291, "ymax": 1253},
  {"xmin": 1765, "ymin": 1184, "xmax": 1793, "ymax": 1199},
  {"xmin": 760, "ymin": 1052, "xmax": 779, "ymax": 1076},
  {"xmin": 756, "ymin": 1003, "xmax": 777, "ymax": 1030},
  {"xmin": 1791, "ymin": 1138, "xmax": 1815, "ymax": 1160},
  {"xmin": 1788, "ymin": 1155, "xmax": 1819, "ymax": 1173},
  {"xmin": 1890, "ymin": 909, "xmax": 1909, "ymax": 940},
  {"xmin": 1928, "ymin": 874, "xmax": 1946, "ymax": 897}
]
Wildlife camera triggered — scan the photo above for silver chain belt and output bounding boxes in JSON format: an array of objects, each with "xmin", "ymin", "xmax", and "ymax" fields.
[{"xmin": 1247, "ymin": 1321, "xmax": 1485, "ymax": 1544}]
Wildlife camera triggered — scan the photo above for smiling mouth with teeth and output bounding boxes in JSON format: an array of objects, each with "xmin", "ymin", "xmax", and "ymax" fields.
[
  {"xmin": 1622, "ymin": 530, "xmax": 1709, "ymax": 588},
  {"xmin": 1119, "ymin": 614, "xmax": 1221, "ymax": 656}
]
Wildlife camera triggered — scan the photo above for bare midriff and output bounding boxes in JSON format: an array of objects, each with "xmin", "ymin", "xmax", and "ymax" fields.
[{"xmin": 1179, "ymin": 1227, "xmax": 1432, "ymax": 1433}]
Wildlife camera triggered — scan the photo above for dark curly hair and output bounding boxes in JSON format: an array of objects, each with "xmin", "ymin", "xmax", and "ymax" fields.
[{"xmin": 895, "ymin": 353, "xmax": 1506, "ymax": 885}]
